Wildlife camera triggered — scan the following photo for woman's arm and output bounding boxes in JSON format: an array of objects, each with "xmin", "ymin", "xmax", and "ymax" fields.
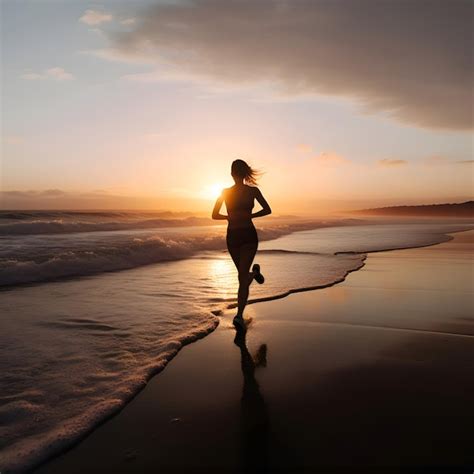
[
  {"xmin": 252, "ymin": 188, "xmax": 272, "ymax": 218},
  {"xmin": 212, "ymin": 190, "xmax": 228, "ymax": 220}
]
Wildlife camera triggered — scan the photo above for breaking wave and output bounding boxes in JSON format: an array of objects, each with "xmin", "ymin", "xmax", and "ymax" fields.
[
  {"xmin": 0, "ymin": 216, "xmax": 212, "ymax": 235},
  {"xmin": 0, "ymin": 220, "xmax": 339, "ymax": 287}
]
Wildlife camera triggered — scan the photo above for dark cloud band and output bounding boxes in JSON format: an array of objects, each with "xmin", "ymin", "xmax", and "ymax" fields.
[{"xmin": 110, "ymin": 0, "xmax": 473, "ymax": 130}]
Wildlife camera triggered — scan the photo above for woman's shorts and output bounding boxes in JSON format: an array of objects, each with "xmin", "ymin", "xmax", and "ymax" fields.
[{"xmin": 226, "ymin": 225, "xmax": 258, "ymax": 250}]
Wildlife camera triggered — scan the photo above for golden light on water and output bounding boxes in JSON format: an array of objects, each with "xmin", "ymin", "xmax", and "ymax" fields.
[{"xmin": 209, "ymin": 256, "xmax": 237, "ymax": 301}]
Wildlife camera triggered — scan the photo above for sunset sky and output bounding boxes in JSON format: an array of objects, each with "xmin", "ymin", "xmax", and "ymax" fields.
[{"xmin": 1, "ymin": 0, "xmax": 472, "ymax": 214}]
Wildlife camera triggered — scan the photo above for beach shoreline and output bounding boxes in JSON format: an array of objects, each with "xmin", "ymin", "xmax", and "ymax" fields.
[{"xmin": 33, "ymin": 230, "xmax": 474, "ymax": 473}]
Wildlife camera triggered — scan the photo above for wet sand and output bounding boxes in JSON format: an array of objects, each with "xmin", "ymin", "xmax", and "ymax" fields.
[{"xmin": 37, "ymin": 231, "xmax": 474, "ymax": 473}]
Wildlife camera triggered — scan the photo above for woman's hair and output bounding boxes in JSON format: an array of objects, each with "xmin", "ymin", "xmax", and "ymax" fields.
[{"xmin": 231, "ymin": 159, "xmax": 260, "ymax": 186}]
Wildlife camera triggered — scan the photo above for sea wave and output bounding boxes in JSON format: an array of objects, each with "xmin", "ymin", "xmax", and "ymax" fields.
[
  {"xmin": 0, "ymin": 234, "xmax": 223, "ymax": 286},
  {"xmin": 0, "ymin": 221, "xmax": 335, "ymax": 287},
  {"xmin": 0, "ymin": 210, "xmax": 194, "ymax": 221},
  {"xmin": 0, "ymin": 216, "xmax": 212, "ymax": 235}
]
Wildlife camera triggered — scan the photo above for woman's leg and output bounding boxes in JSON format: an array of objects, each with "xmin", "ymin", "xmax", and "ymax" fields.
[
  {"xmin": 236, "ymin": 242, "xmax": 258, "ymax": 318},
  {"xmin": 228, "ymin": 245, "xmax": 240, "ymax": 271}
]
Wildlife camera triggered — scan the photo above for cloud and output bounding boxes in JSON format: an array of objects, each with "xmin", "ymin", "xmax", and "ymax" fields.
[
  {"xmin": 80, "ymin": 9, "xmax": 112, "ymax": 26},
  {"xmin": 312, "ymin": 152, "xmax": 349, "ymax": 166},
  {"xmin": 378, "ymin": 159, "xmax": 408, "ymax": 167},
  {"xmin": 105, "ymin": 0, "xmax": 472, "ymax": 130},
  {"xmin": 0, "ymin": 189, "xmax": 67, "ymax": 199},
  {"xmin": 79, "ymin": 48, "xmax": 148, "ymax": 65},
  {"xmin": 45, "ymin": 68, "xmax": 74, "ymax": 81},
  {"xmin": 41, "ymin": 189, "xmax": 67, "ymax": 197},
  {"xmin": 120, "ymin": 18, "xmax": 136, "ymax": 26},
  {"xmin": 21, "ymin": 67, "xmax": 74, "ymax": 81},
  {"xmin": 121, "ymin": 70, "xmax": 170, "ymax": 82},
  {"xmin": 423, "ymin": 156, "xmax": 473, "ymax": 166}
]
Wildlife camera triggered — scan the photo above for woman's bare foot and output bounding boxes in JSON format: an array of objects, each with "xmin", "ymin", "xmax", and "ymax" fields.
[{"xmin": 252, "ymin": 263, "xmax": 265, "ymax": 284}]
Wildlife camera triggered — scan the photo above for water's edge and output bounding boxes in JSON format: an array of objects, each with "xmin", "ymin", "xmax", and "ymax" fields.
[{"xmin": 235, "ymin": 230, "xmax": 465, "ymax": 308}]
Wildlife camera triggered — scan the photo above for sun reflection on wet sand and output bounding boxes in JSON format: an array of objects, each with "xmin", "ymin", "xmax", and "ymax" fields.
[{"xmin": 208, "ymin": 255, "xmax": 237, "ymax": 302}]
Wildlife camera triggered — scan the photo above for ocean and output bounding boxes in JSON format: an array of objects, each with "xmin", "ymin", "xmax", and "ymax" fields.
[{"xmin": 0, "ymin": 211, "xmax": 471, "ymax": 472}]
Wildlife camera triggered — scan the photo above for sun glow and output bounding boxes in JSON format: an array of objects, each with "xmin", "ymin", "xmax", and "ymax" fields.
[{"xmin": 201, "ymin": 183, "xmax": 227, "ymax": 200}]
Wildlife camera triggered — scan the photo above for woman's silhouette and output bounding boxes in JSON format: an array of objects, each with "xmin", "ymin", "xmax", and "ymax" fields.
[{"xmin": 212, "ymin": 159, "xmax": 272, "ymax": 327}]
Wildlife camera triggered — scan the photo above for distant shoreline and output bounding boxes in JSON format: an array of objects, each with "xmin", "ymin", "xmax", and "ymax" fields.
[{"xmin": 351, "ymin": 200, "xmax": 474, "ymax": 217}]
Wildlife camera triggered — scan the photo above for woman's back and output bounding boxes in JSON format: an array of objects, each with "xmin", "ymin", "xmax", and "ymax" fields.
[{"xmin": 224, "ymin": 185, "xmax": 255, "ymax": 228}]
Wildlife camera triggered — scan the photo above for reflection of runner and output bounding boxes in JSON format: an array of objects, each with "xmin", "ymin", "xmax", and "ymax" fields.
[{"xmin": 234, "ymin": 328, "xmax": 269, "ymax": 472}]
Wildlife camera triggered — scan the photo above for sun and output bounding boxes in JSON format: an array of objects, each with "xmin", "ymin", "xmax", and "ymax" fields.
[{"xmin": 201, "ymin": 183, "xmax": 227, "ymax": 200}]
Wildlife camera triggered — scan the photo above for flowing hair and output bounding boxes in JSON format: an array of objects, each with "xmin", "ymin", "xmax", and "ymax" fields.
[{"xmin": 231, "ymin": 159, "xmax": 261, "ymax": 186}]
